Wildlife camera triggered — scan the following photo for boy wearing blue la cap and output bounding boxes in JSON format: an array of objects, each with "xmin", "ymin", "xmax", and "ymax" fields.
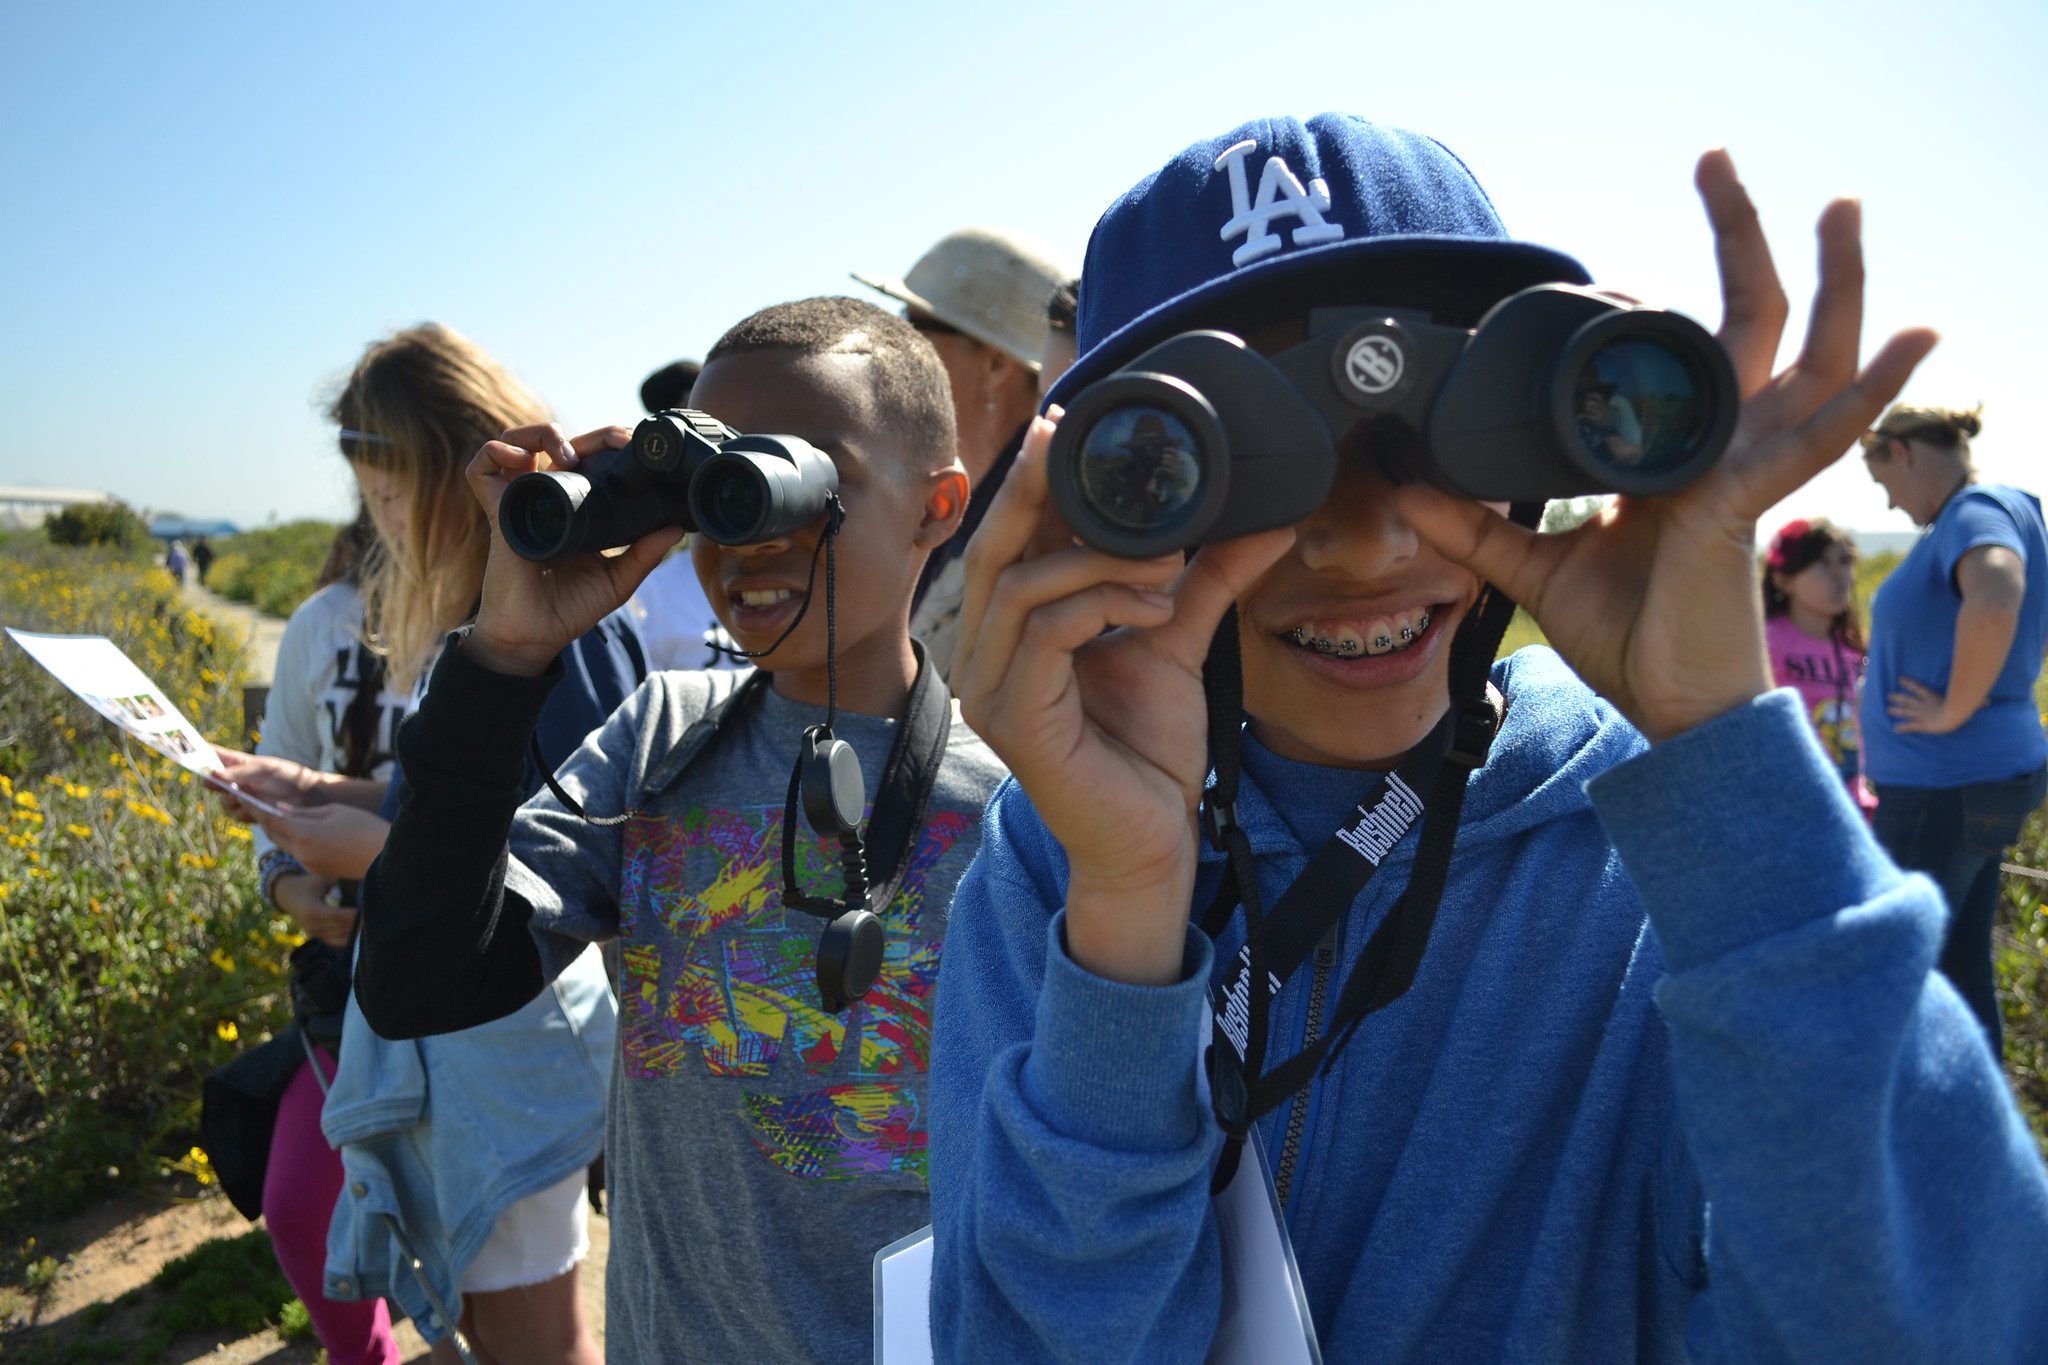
[{"xmin": 928, "ymin": 114, "xmax": 2048, "ymax": 1360}]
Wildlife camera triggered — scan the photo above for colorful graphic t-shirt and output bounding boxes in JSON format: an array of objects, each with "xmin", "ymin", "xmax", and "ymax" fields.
[
  {"xmin": 1766, "ymin": 613, "xmax": 1865, "ymax": 789},
  {"xmin": 500, "ymin": 670, "xmax": 1006, "ymax": 1363}
]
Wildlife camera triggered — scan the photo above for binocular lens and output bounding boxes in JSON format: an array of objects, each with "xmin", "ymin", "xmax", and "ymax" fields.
[
  {"xmin": 502, "ymin": 475, "xmax": 581, "ymax": 559},
  {"xmin": 1075, "ymin": 406, "xmax": 1206, "ymax": 535},
  {"xmin": 1570, "ymin": 338, "xmax": 1710, "ymax": 474},
  {"xmin": 698, "ymin": 465, "xmax": 768, "ymax": 544}
]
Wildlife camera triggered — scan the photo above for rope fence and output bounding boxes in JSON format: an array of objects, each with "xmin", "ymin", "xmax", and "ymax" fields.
[{"xmin": 2003, "ymin": 862, "xmax": 2048, "ymax": 885}]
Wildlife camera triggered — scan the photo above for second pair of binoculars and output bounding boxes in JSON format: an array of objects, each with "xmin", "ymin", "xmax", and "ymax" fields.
[{"xmin": 499, "ymin": 409, "xmax": 839, "ymax": 562}]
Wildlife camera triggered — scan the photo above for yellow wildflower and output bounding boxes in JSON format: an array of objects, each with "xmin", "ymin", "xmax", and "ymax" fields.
[
  {"xmin": 66, "ymin": 824, "xmax": 91, "ymax": 839},
  {"xmin": 208, "ymin": 948, "xmax": 236, "ymax": 974},
  {"xmin": 124, "ymin": 801, "xmax": 172, "ymax": 826},
  {"xmin": 176, "ymin": 852, "xmax": 217, "ymax": 870},
  {"xmin": 12, "ymin": 790, "xmax": 38, "ymax": 810},
  {"xmin": 220, "ymin": 824, "xmax": 252, "ymax": 842},
  {"xmin": 0, "ymin": 774, "xmax": 11, "ymax": 796},
  {"xmin": 216, "ymin": 1020, "xmax": 239, "ymax": 1043}
]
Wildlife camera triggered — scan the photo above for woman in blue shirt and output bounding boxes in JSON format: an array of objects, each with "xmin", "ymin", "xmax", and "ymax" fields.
[{"xmin": 1860, "ymin": 404, "xmax": 2048, "ymax": 1054}]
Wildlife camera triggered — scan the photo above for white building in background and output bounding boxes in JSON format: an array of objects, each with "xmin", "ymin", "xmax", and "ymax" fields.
[{"xmin": 0, "ymin": 485, "xmax": 113, "ymax": 531}]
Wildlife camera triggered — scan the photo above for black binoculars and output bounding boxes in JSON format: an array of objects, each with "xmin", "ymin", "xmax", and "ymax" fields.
[
  {"xmin": 500, "ymin": 409, "xmax": 840, "ymax": 561},
  {"xmin": 1047, "ymin": 284, "xmax": 1740, "ymax": 558}
]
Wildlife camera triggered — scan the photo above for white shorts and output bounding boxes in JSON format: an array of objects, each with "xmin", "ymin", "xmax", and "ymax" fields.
[{"xmin": 460, "ymin": 1168, "xmax": 590, "ymax": 1294}]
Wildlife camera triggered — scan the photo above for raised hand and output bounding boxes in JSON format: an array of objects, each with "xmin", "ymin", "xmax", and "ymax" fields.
[
  {"xmin": 464, "ymin": 423, "xmax": 684, "ymax": 676},
  {"xmin": 952, "ymin": 412, "xmax": 1294, "ymax": 984},
  {"xmin": 1394, "ymin": 151, "xmax": 1938, "ymax": 743}
]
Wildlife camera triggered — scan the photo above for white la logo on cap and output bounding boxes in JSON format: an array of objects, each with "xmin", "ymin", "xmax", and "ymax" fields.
[{"xmin": 1215, "ymin": 139, "xmax": 1346, "ymax": 268}]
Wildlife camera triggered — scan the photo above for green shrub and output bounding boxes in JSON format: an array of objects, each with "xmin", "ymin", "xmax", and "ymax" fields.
[
  {"xmin": 206, "ymin": 520, "xmax": 341, "ymax": 619},
  {"xmin": 43, "ymin": 502, "xmax": 150, "ymax": 558},
  {"xmin": 0, "ymin": 542, "xmax": 292, "ymax": 1238}
]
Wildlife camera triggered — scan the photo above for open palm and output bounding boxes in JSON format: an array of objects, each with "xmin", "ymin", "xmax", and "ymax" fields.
[{"xmin": 1396, "ymin": 151, "xmax": 1936, "ymax": 742}]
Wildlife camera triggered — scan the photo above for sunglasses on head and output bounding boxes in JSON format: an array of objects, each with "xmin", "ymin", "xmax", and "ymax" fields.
[{"xmin": 339, "ymin": 428, "xmax": 392, "ymax": 458}]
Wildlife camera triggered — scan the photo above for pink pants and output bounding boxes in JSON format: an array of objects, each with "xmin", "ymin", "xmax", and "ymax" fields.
[{"xmin": 263, "ymin": 1043, "xmax": 400, "ymax": 1365}]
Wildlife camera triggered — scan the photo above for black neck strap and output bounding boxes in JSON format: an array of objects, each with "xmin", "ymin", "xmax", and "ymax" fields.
[
  {"xmin": 540, "ymin": 639, "xmax": 951, "ymax": 932},
  {"xmin": 1198, "ymin": 500, "xmax": 1539, "ymax": 1192},
  {"xmin": 779, "ymin": 643, "xmax": 953, "ymax": 920}
]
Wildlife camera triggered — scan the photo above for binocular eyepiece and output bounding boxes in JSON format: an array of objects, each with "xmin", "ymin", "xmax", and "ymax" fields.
[
  {"xmin": 499, "ymin": 409, "xmax": 841, "ymax": 561},
  {"xmin": 1048, "ymin": 284, "xmax": 1740, "ymax": 559}
]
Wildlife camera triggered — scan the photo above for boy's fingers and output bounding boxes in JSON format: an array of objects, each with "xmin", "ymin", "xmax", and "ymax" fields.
[
  {"xmin": 493, "ymin": 424, "xmax": 565, "ymax": 456},
  {"xmin": 567, "ymin": 424, "xmax": 633, "ymax": 464},
  {"xmin": 959, "ymin": 413, "xmax": 1059, "ymax": 652},
  {"xmin": 1021, "ymin": 585, "xmax": 1176, "ymax": 664},
  {"xmin": 1790, "ymin": 198, "xmax": 1865, "ymax": 390},
  {"xmin": 1697, "ymin": 150, "xmax": 1789, "ymax": 395},
  {"xmin": 1729, "ymin": 327, "xmax": 1938, "ymax": 516},
  {"xmin": 963, "ymin": 543, "xmax": 1182, "ymax": 708},
  {"xmin": 1391, "ymin": 486, "xmax": 1553, "ymax": 610},
  {"xmin": 613, "ymin": 526, "xmax": 686, "ymax": 588},
  {"xmin": 470, "ymin": 439, "xmax": 542, "ymax": 484},
  {"xmin": 1161, "ymin": 528, "xmax": 1295, "ymax": 665},
  {"xmin": 967, "ymin": 584, "xmax": 1177, "ymax": 742}
]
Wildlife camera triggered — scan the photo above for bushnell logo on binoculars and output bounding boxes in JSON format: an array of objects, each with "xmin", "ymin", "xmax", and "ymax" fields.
[
  {"xmin": 1048, "ymin": 283, "xmax": 1741, "ymax": 559},
  {"xmin": 500, "ymin": 409, "xmax": 840, "ymax": 562}
]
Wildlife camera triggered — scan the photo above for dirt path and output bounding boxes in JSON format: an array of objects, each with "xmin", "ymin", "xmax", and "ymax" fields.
[
  {"xmin": 5, "ymin": 1182, "xmax": 609, "ymax": 1362},
  {"xmin": 179, "ymin": 580, "xmax": 287, "ymax": 688}
]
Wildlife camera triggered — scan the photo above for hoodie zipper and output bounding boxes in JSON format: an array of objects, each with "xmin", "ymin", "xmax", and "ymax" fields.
[{"xmin": 1272, "ymin": 924, "xmax": 1339, "ymax": 1210}]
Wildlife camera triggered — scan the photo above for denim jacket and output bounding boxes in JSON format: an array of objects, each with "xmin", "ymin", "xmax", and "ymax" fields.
[
  {"xmin": 317, "ymin": 612, "xmax": 643, "ymax": 1341},
  {"xmin": 319, "ymin": 947, "xmax": 614, "ymax": 1339}
]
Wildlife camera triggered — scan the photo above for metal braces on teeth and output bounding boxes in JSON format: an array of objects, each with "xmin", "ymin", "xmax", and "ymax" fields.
[{"xmin": 1286, "ymin": 610, "xmax": 1431, "ymax": 658}]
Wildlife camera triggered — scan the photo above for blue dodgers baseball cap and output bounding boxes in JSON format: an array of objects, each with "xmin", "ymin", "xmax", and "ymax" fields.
[{"xmin": 1049, "ymin": 113, "xmax": 1591, "ymax": 407}]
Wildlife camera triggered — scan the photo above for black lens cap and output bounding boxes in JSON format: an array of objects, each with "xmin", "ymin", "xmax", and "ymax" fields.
[
  {"xmin": 801, "ymin": 728, "xmax": 865, "ymax": 837},
  {"xmin": 815, "ymin": 908, "xmax": 885, "ymax": 1012}
]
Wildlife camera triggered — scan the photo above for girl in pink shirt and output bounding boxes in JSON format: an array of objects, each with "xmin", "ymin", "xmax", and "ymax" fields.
[{"xmin": 1764, "ymin": 518, "xmax": 1874, "ymax": 810}]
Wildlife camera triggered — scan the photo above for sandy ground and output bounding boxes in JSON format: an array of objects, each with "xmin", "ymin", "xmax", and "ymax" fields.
[
  {"xmin": 5, "ymin": 1183, "xmax": 609, "ymax": 1362},
  {"xmin": 179, "ymin": 578, "xmax": 287, "ymax": 683}
]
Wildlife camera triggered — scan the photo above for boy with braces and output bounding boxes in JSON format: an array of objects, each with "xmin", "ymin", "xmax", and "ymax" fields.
[{"xmin": 928, "ymin": 115, "xmax": 2048, "ymax": 1360}]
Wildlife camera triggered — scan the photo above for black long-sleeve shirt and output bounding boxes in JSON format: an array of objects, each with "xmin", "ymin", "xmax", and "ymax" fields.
[{"xmin": 356, "ymin": 630, "xmax": 623, "ymax": 1037}]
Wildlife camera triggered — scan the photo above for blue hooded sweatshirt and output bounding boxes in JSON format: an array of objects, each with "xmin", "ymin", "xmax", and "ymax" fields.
[{"xmin": 928, "ymin": 648, "xmax": 2048, "ymax": 1362}]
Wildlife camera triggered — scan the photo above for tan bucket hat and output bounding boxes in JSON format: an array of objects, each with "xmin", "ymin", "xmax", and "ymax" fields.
[{"xmin": 852, "ymin": 227, "xmax": 1076, "ymax": 373}]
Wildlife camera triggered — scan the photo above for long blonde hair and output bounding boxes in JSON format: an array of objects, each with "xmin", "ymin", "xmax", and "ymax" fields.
[{"xmin": 328, "ymin": 323, "xmax": 549, "ymax": 690}]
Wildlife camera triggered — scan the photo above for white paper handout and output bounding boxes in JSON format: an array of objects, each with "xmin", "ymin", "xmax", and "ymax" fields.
[
  {"xmin": 872, "ymin": 1014, "xmax": 1322, "ymax": 1364},
  {"xmin": 5, "ymin": 628, "xmax": 288, "ymax": 817}
]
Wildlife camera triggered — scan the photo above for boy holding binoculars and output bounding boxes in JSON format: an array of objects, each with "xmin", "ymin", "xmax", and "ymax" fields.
[
  {"xmin": 354, "ymin": 297, "xmax": 1007, "ymax": 1362},
  {"xmin": 928, "ymin": 114, "xmax": 2048, "ymax": 1361}
]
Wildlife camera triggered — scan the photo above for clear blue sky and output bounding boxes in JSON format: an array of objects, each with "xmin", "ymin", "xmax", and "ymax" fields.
[{"xmin": 3, "ymin": 0, "xmax": 2041, "ymax": 539}]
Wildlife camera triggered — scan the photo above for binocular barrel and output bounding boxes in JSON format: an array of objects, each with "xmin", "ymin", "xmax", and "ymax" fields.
[
  {"xmin": 1047, "ymin": 284, "xmax": 1738, "ymax": 560},
  {"xmin": 498, "ymin": 412, "xmax": 840, "ymax": 562},
  {"xmin": 691, "ymin": 439, "xmax": 841, "ymax": 546}
]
